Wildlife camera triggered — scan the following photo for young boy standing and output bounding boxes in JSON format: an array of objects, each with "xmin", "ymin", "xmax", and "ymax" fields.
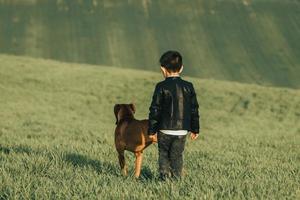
[{"xmin": 148, "ymin": 50, "xmax": 200, "ymax": 180}]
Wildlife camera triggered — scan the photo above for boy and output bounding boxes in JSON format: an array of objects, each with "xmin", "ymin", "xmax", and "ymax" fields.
[{"xmin": 148, "ymin": 50, "xmax": 200, "ymax": 180}]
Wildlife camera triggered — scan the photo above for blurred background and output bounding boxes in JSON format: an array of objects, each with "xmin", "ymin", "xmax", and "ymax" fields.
[{"xmin": 0, "ymin": 0, "xmax": 299, "ymax": 88}]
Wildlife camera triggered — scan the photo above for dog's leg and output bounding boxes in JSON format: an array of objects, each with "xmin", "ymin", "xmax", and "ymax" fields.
[
  {"xmin": 118, "ymin": 150, "xmax": 127, "ymax": 176},
  {"xmin": 134, "ymin": 152, "xmax": 143, "ymax": 178}
]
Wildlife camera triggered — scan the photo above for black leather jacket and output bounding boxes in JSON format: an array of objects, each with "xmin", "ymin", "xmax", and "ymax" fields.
[{"xmin": 148, "ymin": 76, "xmax": 200, "ymax": 135}]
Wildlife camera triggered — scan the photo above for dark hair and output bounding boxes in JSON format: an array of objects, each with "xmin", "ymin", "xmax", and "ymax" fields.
[{"xmin": 159, "ymin": 50, "xmax": 183, "ymax": 72}]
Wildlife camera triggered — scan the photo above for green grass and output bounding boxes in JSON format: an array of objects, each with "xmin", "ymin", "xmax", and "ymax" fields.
[
  {"xmin": 0, "ymin": 0, "xmax": 300, "ymax": 88},
  {"xmin": 0, "ymin": 54, "xmax": 299, "ymax": 199}
]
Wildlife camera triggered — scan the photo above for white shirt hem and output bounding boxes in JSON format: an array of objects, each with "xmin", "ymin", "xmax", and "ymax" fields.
[{"xmin": 159, "ymin": 130, "xmax": 188, "ymax": 136}]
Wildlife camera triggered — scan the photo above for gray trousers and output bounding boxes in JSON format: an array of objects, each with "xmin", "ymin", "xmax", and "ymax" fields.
[{"xmin": 158, "ymin": 131, "xmax": 187, "ymax": 179}]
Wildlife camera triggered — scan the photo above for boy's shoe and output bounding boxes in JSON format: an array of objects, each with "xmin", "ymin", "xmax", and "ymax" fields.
[{"xmin": 159, "ymin": 173, "xmax": 169, "ymax": 181}]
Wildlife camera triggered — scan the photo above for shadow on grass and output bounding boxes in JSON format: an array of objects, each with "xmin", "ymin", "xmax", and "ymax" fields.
[
  {"xmin": 64, "ymin": 153, "xmax": 156, "ymax": 180},
  {"xmin": 0, "ymin": 144, "xmax": 32, "ymax": 155},
  {"xmin": 64, "ymin": 153, "xmax": 119, "ymax": 176},
  {"xmin": 0, "ymin": 145, "xmax": 156, "ymax": 180},
  {"xmin": 140, "ymin": 166, "xmax": 155, "ymax": 180}
]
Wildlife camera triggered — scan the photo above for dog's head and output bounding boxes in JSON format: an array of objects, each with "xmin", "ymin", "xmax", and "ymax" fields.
[{"xmin": 114, "ymin": 103, "xmax": 136, "ymax": 125}]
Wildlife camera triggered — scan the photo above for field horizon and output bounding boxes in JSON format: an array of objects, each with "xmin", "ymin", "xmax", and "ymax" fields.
[{"xmin": 0, "ymin": 54, "xmax": 299, "ymax": 199}]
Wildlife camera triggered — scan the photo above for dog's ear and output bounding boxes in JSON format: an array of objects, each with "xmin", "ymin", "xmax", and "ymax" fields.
[
  {"xmin": 129, "ymin": 103, "xmax": 136, "ymax": 114},
  {"xmin": 114, "ymin": 104, "xmax": 121, "ymax": 125}
]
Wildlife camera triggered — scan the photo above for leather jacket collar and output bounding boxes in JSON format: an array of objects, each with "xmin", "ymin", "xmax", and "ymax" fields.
[{"xmin": 165, "ymin": 76, "xmax": 181, "ymax": 80}]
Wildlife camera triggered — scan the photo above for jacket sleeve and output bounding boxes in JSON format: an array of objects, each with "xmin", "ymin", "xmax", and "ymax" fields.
[
  {"xmin": 190, "ymin": 84, "xmax": 200, "ymax": 133},
  {"xmin": 148, "ymin": 83, "xmax": 163, "ymax": 135}
]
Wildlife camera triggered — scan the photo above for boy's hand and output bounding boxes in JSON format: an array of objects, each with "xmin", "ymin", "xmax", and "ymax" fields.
[
  {"xmin": 149, "ymin": 133, "xmax": 157, "ymax": 143},
  {"xmin": 190, "ymin": 132, "xmax": 199, "ymax": 140}
]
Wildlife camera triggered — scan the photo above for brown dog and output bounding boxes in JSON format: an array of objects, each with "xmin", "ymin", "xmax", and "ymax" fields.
[{"xmin": 114, "ymin": 103, "xmax": 157, "ymax": 178}]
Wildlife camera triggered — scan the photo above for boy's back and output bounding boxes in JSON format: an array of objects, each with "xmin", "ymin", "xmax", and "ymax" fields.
[
  {"xmin": 147, "ymin": 50, "xmax": 200, "ymax": 180},
  {"xmin": 148, "ymin": 76, "xmax": 199, "ymax": 134}
]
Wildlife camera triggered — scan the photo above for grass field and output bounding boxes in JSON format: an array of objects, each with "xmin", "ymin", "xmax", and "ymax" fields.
[
  {"xmin": 0, "ymin": 55, "xmax": 300, "ymax": 199},
  {"xmin": 0, "ymin": 0, "xmax": 300, "ymax": 88}
]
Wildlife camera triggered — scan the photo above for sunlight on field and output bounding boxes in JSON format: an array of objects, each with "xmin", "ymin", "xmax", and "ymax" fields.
[{"xmin": 0, "ymin": 55, "xmax": 299, "ymax": 199}]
